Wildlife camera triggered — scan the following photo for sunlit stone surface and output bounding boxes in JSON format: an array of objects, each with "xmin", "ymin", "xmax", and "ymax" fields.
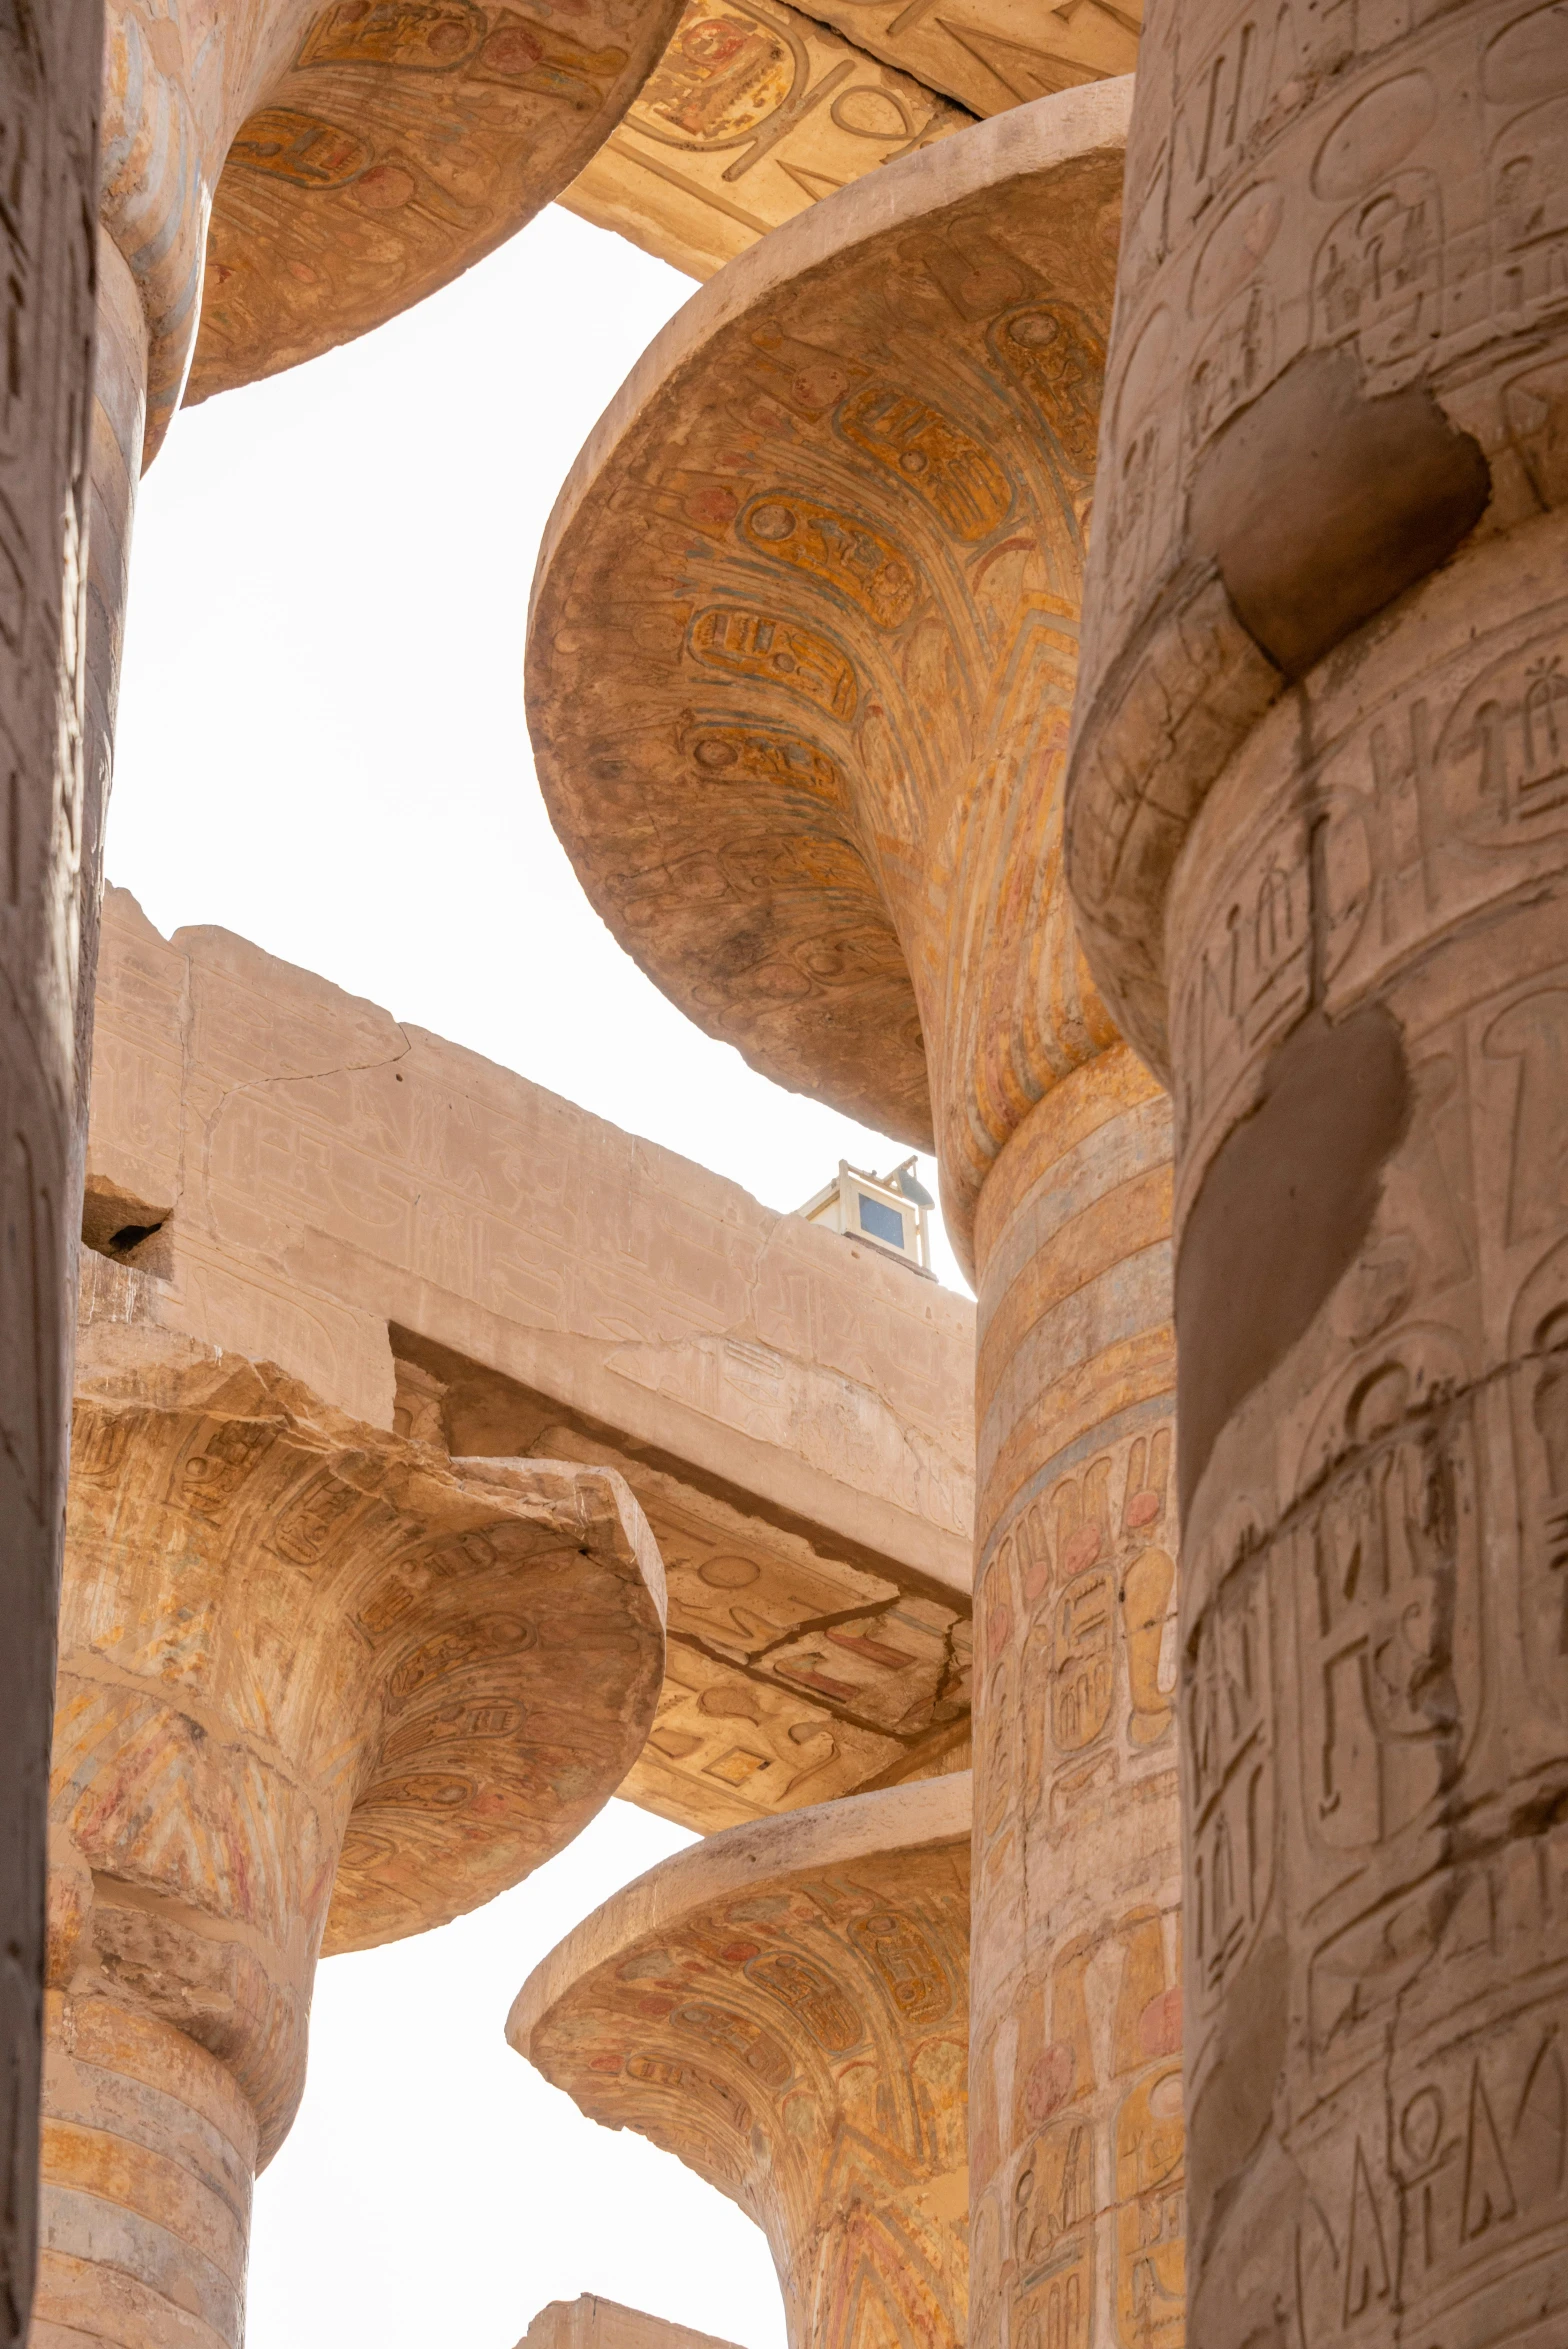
[
  {"xmin": 513, "ymin": 1777, "xmax": 971, "ymax": 2349},
  {"xmin": 36, "ymin": 1307, "xmax": 666, "ymax": 2349},
  {"xmin": 525, "ymin": 87, "xmax": 1185, "ymax": 2349},
  {"xmin": 87, "ymin": 890, "xmax": 976, "ymax": 1833},
  {"xmin": 1066, "ymin": 3, "xmax": 1568, "ymax": 2344}
]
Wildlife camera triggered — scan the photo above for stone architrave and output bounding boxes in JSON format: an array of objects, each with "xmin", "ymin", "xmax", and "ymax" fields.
[
  {"xmin": 0, "ymin": 9, "xmax": 101, "ymax": 2343},
  {"xmin": 559, "ymin": 0, "xmax": 973, "ymax": 283},
  {"xmin": 788, "ymin": 0, "xmax": 1143, "ymax": 120},
  {"xmin": 88, "ymin": 891, "xmax": 976, "ymax": 1829},
  {"xmin": 511, "ymin": 1775, "xmax": 971, "ymax": 2349},
  {"xmin": 525, "ymin": 87, "xmax": 1184, "ymax": 2349},
  {"xmin": 516, "ymin": 2294, "xmax": 745, "ymax": 2349},
  {"xmin": 32, "ymin": 1300, "xmax": 665, "ymax": 2349},
  {"xmin": 555, "ymin": 0, "xmax": 1150, "ymax": 286},
  {"xmin": 1064, "ymin": 6, "xmax": 1568, "ymax": 2348}
]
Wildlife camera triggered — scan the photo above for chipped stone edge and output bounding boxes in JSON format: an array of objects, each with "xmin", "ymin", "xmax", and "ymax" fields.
[{"xmin": 506, "ymin": 1768, "xmax": 972, "ymax": 2055}]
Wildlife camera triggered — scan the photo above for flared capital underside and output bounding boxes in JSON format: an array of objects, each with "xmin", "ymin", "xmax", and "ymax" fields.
[
  {"xmin": 527, "ymin": 86, "xmax": 1131, "ymax": 1246},
  {"xmin": 57, "ymin": 1316, "xmax": 665, "ymax": 2144},
  {"xmin": 102, "ymin": 0, "xmax": 684, "ymax": 453},
  {"xmin": 511, "ymin": 1774, "xmax": 970, "ymax": 2349}
]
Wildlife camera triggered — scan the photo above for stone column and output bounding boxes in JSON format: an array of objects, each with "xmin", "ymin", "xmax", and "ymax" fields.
[
  {"xmin": 1065, "ymin": 5, "xmax": 1568, "ymax": 2345},
  {"xmin": 523, "ymin": 82, "xmax": 1184, "ymax": 2349},
  {"xmin": 512, "ymin": 1777, "xmax": 972, "ymax": 2349},
  {"xmin": 0, "ymin": 10, "xmax": 102, "ymax": 2342},
  {"xmin": 72, "ymin": 233, "xmax": 147, "ymax": 1180},
  {"xmin": 969, "ymin": 1056, "xmax": 1181, "ymax": 2349},
  {"xmin": 33, "ymin": 1309, "xmax": 666, "ymax": 2349}
]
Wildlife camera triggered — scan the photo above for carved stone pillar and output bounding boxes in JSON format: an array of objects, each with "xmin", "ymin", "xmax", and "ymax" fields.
[
  {"xmin": 969, "ymin": 1059, "xmax": 1181, "ymax": 2349},
  {"xmin": 73, "ymin": 232, "xmax": 147, "ymax": 1172},
  {"xmin": 32, "ymin": 1308, "xmax": 665, "ymax": 2349},
  {"xmin": 524, "ymin": 85, "xmax": 1185, "ymax": 2349},
  {"xmin": 0, "ymin": 11, "xmax": 102, "ymax": 2342},
  {"xmin": 512, "ymin": 1777, "xmax": 971, "ymax": 2349},
  {"xmin": 1065, "ymin": 6, "xmax": 1568, "ymax": 2344}
]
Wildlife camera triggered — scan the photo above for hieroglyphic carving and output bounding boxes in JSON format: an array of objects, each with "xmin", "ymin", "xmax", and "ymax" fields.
[
  {"xmin": 0, "ymin": 8, "xmax": 100, "ymax": 2339},
  {"xmin": 36, "ymin": 1309, "xmax": 665, "ymax": 2348},
  {"xmin": 797, "ymin": 0, "xmax": 1140, "ymax": 120},
  {"xmin": 559, "ymin": 0, "xmax": 971, "ymax": 279},
  {"xmin": 93, "ymin": 0, "xmax": 681, "ymax": 449},
  {"xmin": 1147, "ymin": 520, "xmax": 1568, "ymax": 2347},
  {"xmin": 529, "ymin": 90, "xmax": 1130, "ymax": 1217},
  {"xmin": 512, "ymin": 1778, "xmax": 971, "ymax": 2349},
  {"xmin": 951, "ymin": 993, "xmax": 1183, "ymax": 2349},
  {"xmin": 1068, "ymin": 0, "xmax": 1568, "ymax": 1078},
  {"xmin": 977, "ymin": 1389, "xmax": 1183, "ymax": 2349},
  {"xmin": 189, "ymin": 0, "xmax": 685, "ymax": 404}
]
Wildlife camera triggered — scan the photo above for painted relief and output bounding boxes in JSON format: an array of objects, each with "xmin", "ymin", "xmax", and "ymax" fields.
[
  {"xmin": 185, "ymin": 0, "xmax": 677, "ymax": 408},
  {"xmin": 561, "ymin": 0, "xmax": 971, "ymax": 280},
  {"xmin": 524, "ymin": 96, "xmax": 1166, "ymax": 2349},
  {"xmin": 979, "ymin": 1361, "xmax": 1182, "ymax": 2348},
  {"xmin": 514, "ymin": 1784, "xmax": 972, "ymax": 2349},
  {"xmin": 45, "ymin": 1323, "xmax": 666, "ymax": 2347},
  {"xmin": 529, "ymin": 108, "xmax": 1128, "ymax": 1191},
  {"xmin": 788, "ymin": 0, "xmax": 1142, "ymax": 120}
]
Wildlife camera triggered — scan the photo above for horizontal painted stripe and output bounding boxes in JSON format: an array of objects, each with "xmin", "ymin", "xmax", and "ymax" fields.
[
  {"xmin": 979, "ymin": 1244, "xmax": 1175, "ymax": 1486},
  {"xmin": 978, "ymin": 1090, "xmax": 1173, "ymax": 1324},
  {"xmin": 45, "ymin": 2044, "xmax": 251, "ymax": 2226},
  {"xmin": 43, "ymin": 2115, "xmax": 247, "ymax": 2288},
  {"xmin": 42, "ymin": 2182, "xmax": 242, "ymax": 2344},
  {"xmin": 976, "ymin": 1164, "xmax": 1174, "ymax": 1421},
  {"xmin": 59, "ymin": 2003, "xmax": 253, "ymax": 2157},
  {"xmin": 978, "ymin": 1325, "xmax": 1177, "ymax": 1544},
  {"xmin": 34, "ymin": 2245, "xmax": 234, "ymax": 2349},
  {"xmin": 973, "ymin": 1046, "xmax": 1166, "ymax": 1260}
]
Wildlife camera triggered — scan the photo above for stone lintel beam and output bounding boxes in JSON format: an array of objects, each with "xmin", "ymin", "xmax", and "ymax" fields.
[
  {"xmin": 557, "ymin": 0, "xmax": 974, "ymax": 285},
  {"xmin": 555, "ymin": 0, "xmax": 1148, "ymax": 287},
  {"xmin": 88, "ymin": 891, "xmax": 976, "ymax": 1835},
  {"xmin": 784, "ymin": 0, "xmax": 1142, "ymax": 120},
  {"xmin": 511, "ymin": 1775, "xmax": 971, "ymax": 2349},
  {"xmin": 35, "ymin": 1304, "xmax": 665, "ymax": 2349}
]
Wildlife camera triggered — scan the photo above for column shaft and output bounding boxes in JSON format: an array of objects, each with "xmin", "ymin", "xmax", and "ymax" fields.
[
  {"xmin": 1168, "ymin": 506, "xmax": 1568, "ymax": 2349},
  {"xmin": 970, "ymin": 1047, "xmax": 1183, "ymax": 2349},
  {"xmin": 74, "ymin": 233, "xmax": 147, "ymax": 1165},
  {"xmin": 33, "ymin": 1996, "xmax": 256, "ymax": 2349},
  {"xmin": 1064, "ymin": 0, "xmax": 1568, "ymax": 2339},
  {"xmin": 0, "ymin": 10, "xmax": 102, "ymax": 2341}
]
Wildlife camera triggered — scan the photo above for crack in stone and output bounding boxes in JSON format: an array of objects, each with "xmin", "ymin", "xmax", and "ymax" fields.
[{"xmin": 666, "ymin": 1598, "xmax": 958, "ymax": 1748}]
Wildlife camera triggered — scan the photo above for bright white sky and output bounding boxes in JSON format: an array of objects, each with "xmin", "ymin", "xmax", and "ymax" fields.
[{"xmin": 106, "ymin": 198, "xmax": 966, "ymax": 2349}]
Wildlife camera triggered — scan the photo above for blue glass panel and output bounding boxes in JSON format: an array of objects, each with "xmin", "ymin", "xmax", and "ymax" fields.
[{"xmin": 858, "ymin": 1194, "xmax": 905, "ymax": 1248}]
